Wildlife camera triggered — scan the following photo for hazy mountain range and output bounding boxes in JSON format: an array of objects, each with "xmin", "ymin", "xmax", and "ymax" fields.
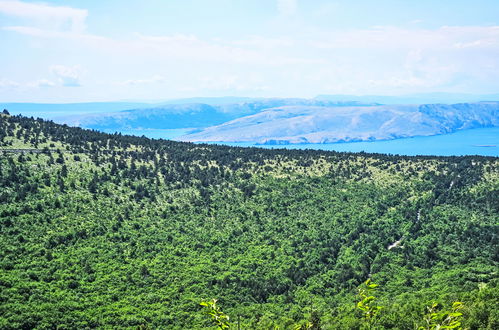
[
  {"xmin": 0, "ymin": 102, "xmax": 150, "ymax": 119},
  {"xmin": 315, "ymin": 92, "xmax": 499, "ymax": 104},
  {"xmin": 180, "ymin": 102, "xmax": 499, "ymax": 144},
  {"xmin": 57, "ymin": 99, "xmax": 377, "ymax": 130},
  {"xmin": 2, "ymin": 95, "xmax": 499, "ymax": 145}
]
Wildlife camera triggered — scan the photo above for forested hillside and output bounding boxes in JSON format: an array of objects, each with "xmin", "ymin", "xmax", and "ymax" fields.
[{"xmin": 0, "ymin": 114, "xmax": 497, "ymax": 329}]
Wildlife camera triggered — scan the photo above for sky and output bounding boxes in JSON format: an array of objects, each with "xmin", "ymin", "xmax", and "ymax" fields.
[{"xmin": 1, "ymin": 0, "xmax": 499, "ymax": 102}]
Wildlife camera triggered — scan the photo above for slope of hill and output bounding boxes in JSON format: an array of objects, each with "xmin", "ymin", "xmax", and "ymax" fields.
[
  {"xmin": 0, "ymin": 114, "xmax": 497, "ymax": 329},
  {"xmin": 181, "ymin": 102, "xmax": 499, "ymax": 144}
]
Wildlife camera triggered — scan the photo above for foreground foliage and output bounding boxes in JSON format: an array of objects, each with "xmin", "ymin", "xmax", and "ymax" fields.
[
  {"xmin": 200, "ymin": 299, "xmax": 232, "ymax": 329},
  {"xmin": 357, "ymin": 279, "xmax": 382, "ymax": 327},
  {"xmin": 419, "ymin": 301, "xmax": 464, "ymax": 330},
  {"xmin": 203, "ymin": 281, "xmax": 466, "ymax": 329},
  {"xmin": 0, "ymin": 114, "xmax": 497, "ymax": 329}
]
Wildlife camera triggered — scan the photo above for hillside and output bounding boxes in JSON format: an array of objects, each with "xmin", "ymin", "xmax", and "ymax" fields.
[
  {"xmin": 0, "ymin": 114, "xmax": 498, "ymax": 329},
  {"xmin": 181, "ymin": 102, "xmax": 499, "ymax": 144}
]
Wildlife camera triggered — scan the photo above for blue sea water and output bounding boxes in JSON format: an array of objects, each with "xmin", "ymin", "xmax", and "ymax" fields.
[{"xmin": 112, "ymin": 127, "xmax": 499, "ymax": 157}]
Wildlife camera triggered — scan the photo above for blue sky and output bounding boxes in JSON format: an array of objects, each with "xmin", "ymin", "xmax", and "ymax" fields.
[{"xmin": 1, "ymin": 0, "xmax": 498, "ymax": 102}]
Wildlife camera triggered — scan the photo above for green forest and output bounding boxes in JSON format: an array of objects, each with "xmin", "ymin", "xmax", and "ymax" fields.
[{"xmin": 0, "ymin": 113, "xmax": 497, "ymax": 329}]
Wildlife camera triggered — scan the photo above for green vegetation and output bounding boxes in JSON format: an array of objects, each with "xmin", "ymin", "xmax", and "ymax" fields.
[
  {"xmin": 419, "ymin": 301, "xmax": 464, "ymax": 330},
  {"xmin": 200, "ymin": 299, "xmax": 232, "ymax": 329},
  {"xmin": 0, "ymin": 114, "xmax": 497, "ymax": 329},
  {"xmin": 357, "ymin": 279, "xmax": 382, "ymax": 327},
  {"xmin": 202, "ymin": 282, "xmax": 466, "ymax": 330}
]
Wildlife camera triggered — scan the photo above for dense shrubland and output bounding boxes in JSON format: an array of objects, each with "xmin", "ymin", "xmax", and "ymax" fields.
[{"xmin": 0, "ymin": 114, "xmax": 497, "ymax": 329}]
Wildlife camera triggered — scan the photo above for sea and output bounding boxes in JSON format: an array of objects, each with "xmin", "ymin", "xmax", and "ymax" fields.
[{"xmin": 109, "ymin": 127, "xmax": 499, "ymax": 157}]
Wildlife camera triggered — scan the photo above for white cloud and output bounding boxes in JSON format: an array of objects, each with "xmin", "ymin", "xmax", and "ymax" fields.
[
  {"xmin": 133, "ymin": 33, "xmax": 269, "ymax": 64},
  {"xmin": 0, "ymin": 78, "xmax": 56, "ymax": 89},
  {"xmin": 120, "ymin": 75, "xmax": 165, "ymax": 86},
  {"xmin": 0, "ymin": 0, "xmax": 87, "ymax": 32},
  {"xmin": 135, "ymin": 33, "xmax": 199, "ymax": 43},
  {"xmin": 50, "ymin": 65, "xmax": 81, "ymax": 87},
  {"xmin": 28, "ymin": 79, "xmax": 56, "ymax": 88},
  {"xmin": 232, "ymin": 35, "xmax": 294, "ymax": 48},
  {"xmin": 0, "ymin": 79, "xmax": 20, "ymax": 88},
  {"xmin": 308, "ymin": 25, "xmax": 499, "ymax": 50},
  {"xmin": 300, "ymin": 25, "xmax": 499, "ymax": 91},
  {"xmin": 3, "ymin": 25, "xmax": 67, "ymax": 37},
  {"xmin": 2, "ymin": 26, "xmax": 272, "ymax": 65},
  {"xmin": 277, "ymin": 0, "xmax": 298, "ymax": 16},
  {"xmin": 2, "ymin": 8, "xmax": 499, "ymax": 97},
  {"xmin": 198, "ymin": 75, "xmax": 268, "ymax": 93}
]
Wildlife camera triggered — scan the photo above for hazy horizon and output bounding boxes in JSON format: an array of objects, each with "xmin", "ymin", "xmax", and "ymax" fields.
[{"xmin": 2, "ymin": 92, "xmax": 499, "ymax": 106}]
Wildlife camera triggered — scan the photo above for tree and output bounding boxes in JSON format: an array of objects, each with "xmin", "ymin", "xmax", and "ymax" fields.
[
  {"xmin": 2, "ymin": 109, "xmax": 9, "ymax": 115},
  {"xmin": 200, "ymin": 299, "xmax": 232, "ymax": 329},
  {"xmin": 357, "ymin": 279, "xmax": 382, "ymax": 327},
  {"xmin": 419, "ymin": 302, "xmax": 464, "ymax": 330}
]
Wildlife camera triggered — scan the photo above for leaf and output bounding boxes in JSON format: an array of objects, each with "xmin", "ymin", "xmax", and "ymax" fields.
[{"xmin": 448, "ymin": 312, "xmax": 462, "ymax": 317}]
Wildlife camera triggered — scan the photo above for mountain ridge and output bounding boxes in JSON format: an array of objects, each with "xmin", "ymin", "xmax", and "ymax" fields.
[
  {"xmin": 57, "ymin": 99, "xmax": 379, "ymax": 130},
  {"xmin": 180, "ymin": 102, "xmax": 499, "ymax": 144}
]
